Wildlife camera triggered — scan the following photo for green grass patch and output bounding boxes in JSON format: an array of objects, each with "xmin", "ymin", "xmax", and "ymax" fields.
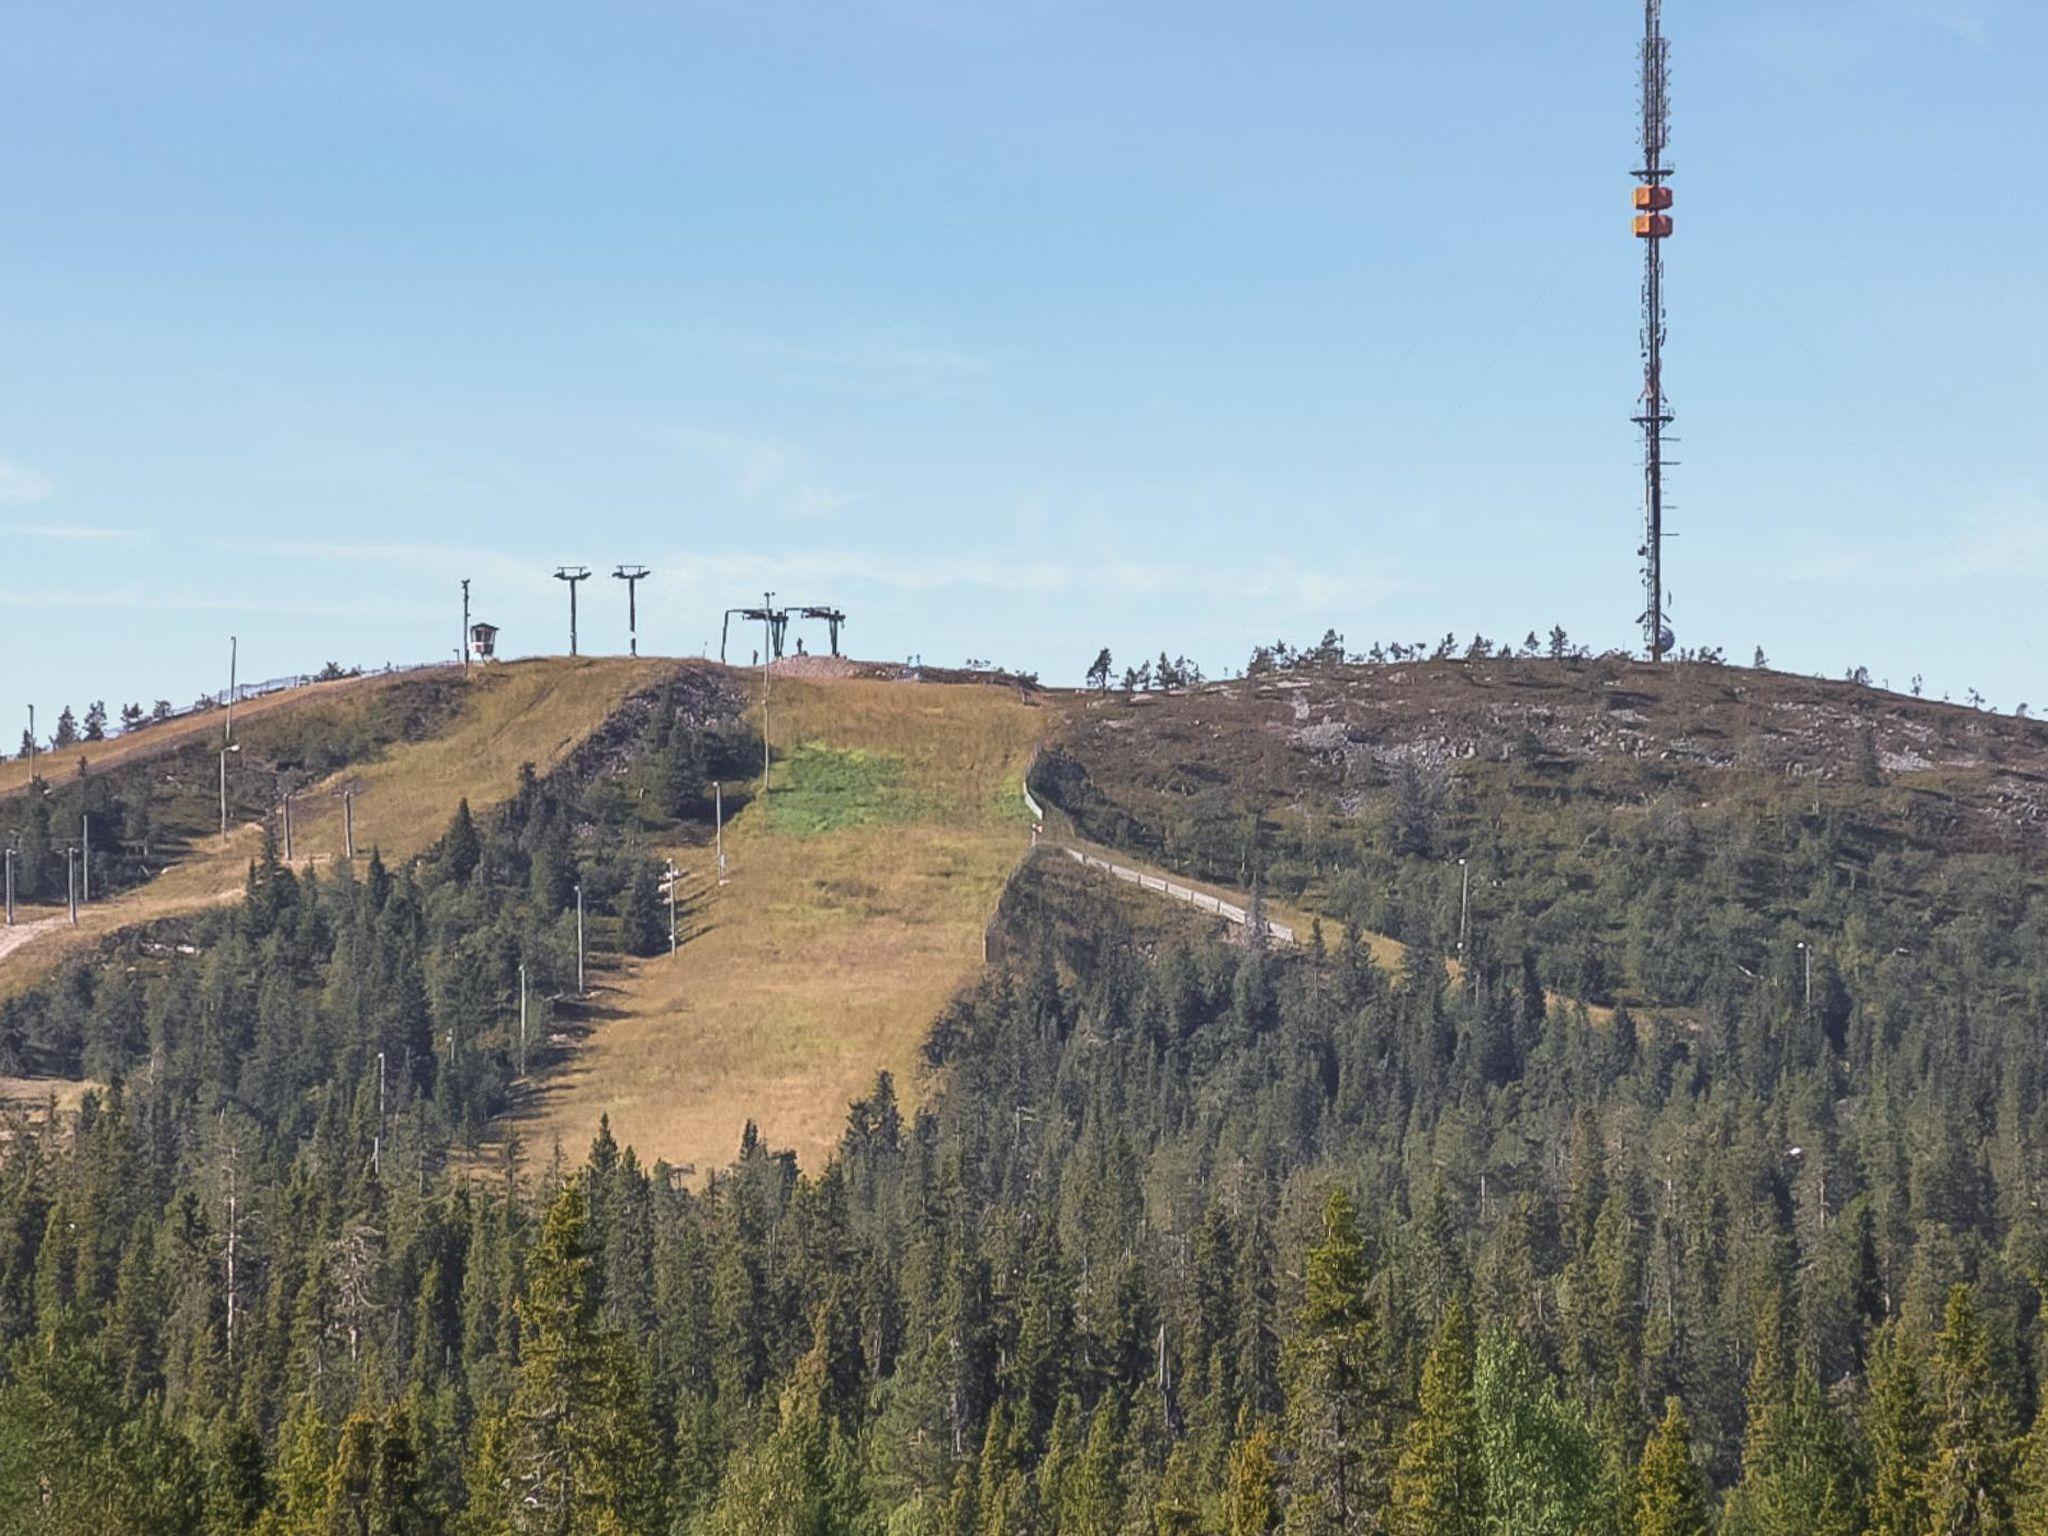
[{"xmin": 764, "ymin": 743, "xmax": 936, "ymax": 837}]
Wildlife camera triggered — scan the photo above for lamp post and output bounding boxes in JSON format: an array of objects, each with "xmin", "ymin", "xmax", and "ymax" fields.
[
  {"xmin": 666, "ymin": 858, "xmax": 678, "ymax": 954},
  {"xmin": 220, "ymin": 742, "xmax": 242, "ymax": 842},
  {"xmin": 1457, "ymin": 857, "xmax": 1470, "ymax": 960}
]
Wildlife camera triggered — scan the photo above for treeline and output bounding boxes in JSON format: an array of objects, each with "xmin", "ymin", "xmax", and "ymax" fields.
[
  {"xmin": 2, "ymin": 661, "xmax": 2048, "ymax": 1531},
  {"xmin": 2, "ymin": 813, "xmax": 2047, "ymax": 1530},
  {"xmin": 9, "ymin": 665, "xmax": 377, "ymax": 763},
  {"xmin": 0, "ymin": 672, "xmax": 503, "ymax": 906}
]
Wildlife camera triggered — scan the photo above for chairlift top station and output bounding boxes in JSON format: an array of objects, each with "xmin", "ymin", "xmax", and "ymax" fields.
[{"xmin": 459, "ymin": 574, "xmax": 851, "ymax": 665}]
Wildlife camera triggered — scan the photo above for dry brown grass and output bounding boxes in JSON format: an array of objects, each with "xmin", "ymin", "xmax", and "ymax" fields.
[
  {"xmin": 274, "ymin": 657, "xmax": 669, "ymax": 865},
  {"xmin": 0, "ymin": 1075, "xmax": 96, "ymax": 1119},
  {"xmin": 509, "ymin": 675, "xmax": 1047, "ymax": 1177},
  {"xmin": 0, "ymin": 657, "xmax": 666, "ymax": 1002}
]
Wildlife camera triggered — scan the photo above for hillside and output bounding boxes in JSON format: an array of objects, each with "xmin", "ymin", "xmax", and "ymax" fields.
[
  {"xmin": 0, "ymin": 657, "xmax": 668, "ymax": 1000},
  {"xmin": 5, "ymin": 650, "xmax": 2048, "ymax": 1533},
  {"xmin": 1038, "ymin": 656, "xmax": 2048, "ymax": 1011},
  {"xmin": 513, "ymin": 672, "xmax": 1044, "ymax": 1174}
]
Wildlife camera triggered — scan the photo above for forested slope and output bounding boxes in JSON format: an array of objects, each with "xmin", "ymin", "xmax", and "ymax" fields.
[{"xmin": 0, "ymin": 653, "xmax": 2045, "ymax": 1534}]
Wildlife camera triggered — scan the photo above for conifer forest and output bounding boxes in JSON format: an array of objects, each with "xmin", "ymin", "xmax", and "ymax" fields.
[{"xmin": 4, "ymin": 658, "xmax": 2048, "ymax": 1536}]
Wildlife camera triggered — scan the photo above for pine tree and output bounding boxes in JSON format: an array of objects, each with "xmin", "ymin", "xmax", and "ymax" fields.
[
  {"xmin": 2017, "ymin": 1401, "xmax": 2048, "ymax": 1536},
  {"xmin": 1224, "ymin": 1416, "xmax": 1280, "ymax": 1536},
  {"xmin": 1285, "ymin": 1187, "xmax": 1383, "ymax": 1534},
  {"xmin": 1390, "ymin": 1297, "xmax": 1484, "ymax": 1536},
  {"xmin": 441, "ymin": 800, "xmax": 481, "ymax": 884},
  {"xmin": 697, "ymin": 1315, "xmax": 871, "ymax": 1536},
  {"xmin": 1926, "ymin": 1285, "xmax": 2018, "ymax": 1536},
  {"xmin": 505, "ymin": 1179, "xmax": 662, "ymax": 1536},
  {"xmin": 1724, "ymin": 1318, "xmax": 1862, "ymax": 1536},
  {"xmin": 660, "ymin": 733, "xmax": 706, "ymax": 819},
  {"xmin": 619, "ymin": 861, "xmax": 667, "ymax": 959},
  {"xmin": 1057, "ymin": 1406, "xmax": 1124, "ymax": 1536},
  {"xmin": 258, "ymin": 1396, "xmax": 334, "ymax": 1536},
  {"xmin": 1635, "ymin": 1398, "xmax": 1710, "ymax": 1536},
  {"xmin": 1866, "ymin": 1323, "xmax": 1934, "ymax": 1536}
]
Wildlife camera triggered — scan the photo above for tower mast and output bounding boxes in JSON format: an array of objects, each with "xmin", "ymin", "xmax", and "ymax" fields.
[{"xmin": 1634, "ymin": 0, "xmax": 1675, "ymax": 661}]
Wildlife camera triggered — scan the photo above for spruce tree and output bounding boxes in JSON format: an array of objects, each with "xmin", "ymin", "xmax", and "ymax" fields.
[
  {"xmin": 1390, "ymin": 1296, "xmax": 1484, "ymax": 1536},
  {"xmin": 1223, "ymin": 1415, "xmax": 1280, "ymax": 1536},
  {"xmin": 1285, "ymin": 1187, "xmax": 1383, "ymax": 1534},
  {"xmin": 1058, "ymin": 1407, "xmax": 1124, "ymax": 1536},
  {"xmin": 505, "ymin": 1179, "xmax": 662, "ymax": 1536},
  {"xmin": 1926, "ymin": 1285, "xmax": 2017, "ymax": 1536},
  {"xmin": 2017, "ymin": 1402, "xmax": 2048, "ymax": 1536},
  {"xmin": 619, "ymin": 861, "xmax": 667, "ymax": 959},
  {"xmin": 1866, "ymin": 1323, "xmax": 1934, "ymax": 1536},
  {"xmin": 440, "ymin": 800, "xmax": 481, "ymax": 884},
  {"xmin": 1636, "ymin": 1398, "xmax": 1711, "ymax": 1536}
]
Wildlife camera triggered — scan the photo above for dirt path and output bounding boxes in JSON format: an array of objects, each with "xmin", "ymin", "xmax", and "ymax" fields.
[{"xmin": 0, "ymin": 915, "xmax": 65, "ymax": 967}]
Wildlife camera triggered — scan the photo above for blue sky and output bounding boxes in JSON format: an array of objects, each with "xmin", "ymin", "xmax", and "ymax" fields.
[{"xmin": 4, "ymin": 0, "xmax": 2044, "ymax": 725}]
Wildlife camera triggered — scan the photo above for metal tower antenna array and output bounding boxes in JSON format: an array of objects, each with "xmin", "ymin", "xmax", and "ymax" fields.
[
  {"xmin": 554, "ymin": 566, "xmax": 592, "ymax": 656},
  {"xmin": 1633, "ymin": 0, "xmax": 1676, "ymax": 662}
]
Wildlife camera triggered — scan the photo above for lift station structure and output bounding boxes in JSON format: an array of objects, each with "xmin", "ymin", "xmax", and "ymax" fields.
[{"xmin": 720, "ymin": 598, "xmax": 848, "ymax": 663}]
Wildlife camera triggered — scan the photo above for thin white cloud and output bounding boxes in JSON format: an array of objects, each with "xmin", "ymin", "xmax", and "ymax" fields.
[
  {"xmin": 731, "ymin": 338, "xmax": 994, "ymax": 394},
  {"xmin": 1883, "ymin": 0, "xmax": 1993, "ymax": 44},
  {"xmin": 0, "ymin": 458, "xmax": 55, "ymax": 506},
  {"xmin": 1762, "ymin": 487, "xmax": 2048, "ymax": 586},
  {"xmin": 208, "ymin": 538, "xmax": 542, "ymax": 588},
  {"xmin": 10, "ymin": 521, "xmax": 137, "ymax": 542},
  {"xmin": 677, "ymin": 428, "xmax": 851, "ymax": 518},
  {"xmin": 659, "ymin": 547, "xmax": 1402, "ymax": 613},
  {"xmin": 0, "ymin": 584, "xmax": 442, "ymax": 619}
]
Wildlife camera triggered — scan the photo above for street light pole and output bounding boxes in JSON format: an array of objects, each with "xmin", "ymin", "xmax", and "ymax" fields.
[
  {"xmin": 666, "ymin": 858, "xmax": 678, "ymax": 954},
  {"xmin": 715, "ymin": 781, "xmax": 726, "ymax": 882},
  {"xmin": 1457, "ymin": 857, "xmax": 1470, "ymax": 960},
  {"xmin": 220, "ymin": 741, "xmax": 241, "ymax": 843},
  {"xmin": 761, "ymin": 591, "xmax": 774, "ymax": 794},
  {"xmin": 226, "ymin": 635, "xmax": 238, "ymax": 746}
]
